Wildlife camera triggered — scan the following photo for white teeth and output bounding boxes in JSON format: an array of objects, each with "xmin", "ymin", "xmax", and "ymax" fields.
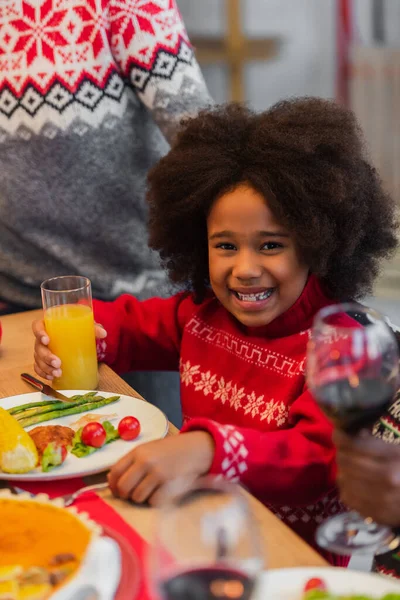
[{"xmin": 235, "ymin": 290, "xmax": 273, "ymax": 302}]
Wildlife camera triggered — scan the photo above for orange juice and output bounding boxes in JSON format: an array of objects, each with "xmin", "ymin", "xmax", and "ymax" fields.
[{"xmin": 44, "ymin": 303, "xmax": 98, "ymax": 390}]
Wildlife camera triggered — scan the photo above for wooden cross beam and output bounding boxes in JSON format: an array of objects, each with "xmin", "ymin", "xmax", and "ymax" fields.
[{"xmin": 190, "ymin": 0, "xmax": 279, "ymax": 102}]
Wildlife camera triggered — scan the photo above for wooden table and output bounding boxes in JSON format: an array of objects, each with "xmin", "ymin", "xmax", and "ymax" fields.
[{"xmin": 0, "ymin": 309, "xmax": 327, "ymax": 569}]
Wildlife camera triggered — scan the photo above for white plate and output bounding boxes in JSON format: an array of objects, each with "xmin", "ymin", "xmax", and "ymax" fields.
[
  {"xmin": 254, "ymin": 567, "xmax": 400, "ymax": 600},
  {"xmin": 53, "ymin": 536, "xmax": 121, "ymax": 600},
  {"xmin": 0, "ymin": 390, "xmax": 169, "ymax": 481}
]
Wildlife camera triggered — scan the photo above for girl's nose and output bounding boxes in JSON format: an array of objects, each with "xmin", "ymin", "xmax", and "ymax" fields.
[{"xmin": 232, "ymin": 250, "xmax": 263, "ymax": 280}]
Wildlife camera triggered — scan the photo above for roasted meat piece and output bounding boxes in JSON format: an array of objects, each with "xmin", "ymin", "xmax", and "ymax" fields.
[{"xmin": 28, "ymin": 425, "xmax": 74, "ymax": 459}]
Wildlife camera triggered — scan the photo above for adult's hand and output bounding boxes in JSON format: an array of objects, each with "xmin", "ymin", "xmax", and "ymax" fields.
[{"xmin": 334, "ymin": 429, "xmax": 400, "ymax": 527}]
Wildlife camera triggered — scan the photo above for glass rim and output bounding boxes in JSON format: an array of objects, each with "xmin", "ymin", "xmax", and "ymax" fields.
[
  {"xmin": 40, "ymin": 275, "xmax": 91, "ymax": 294},
  {"xmin": 158, "ymin": 475, "xmax": 249, "ymax": 511},
  {"xmin": 313, "ymin": 302, "xmax": 385, "ymax": 333}
]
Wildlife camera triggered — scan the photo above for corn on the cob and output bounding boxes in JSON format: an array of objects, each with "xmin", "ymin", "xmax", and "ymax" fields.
[{"xmin": 0, "ymin": 408, "xmax": 38, "ymax": 473}]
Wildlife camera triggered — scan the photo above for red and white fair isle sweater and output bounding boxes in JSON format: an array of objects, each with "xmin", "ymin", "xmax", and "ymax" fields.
[
  {"xmin": 94, "ymin": 275, "xmax": 345, "ymax": 556},
  {"xmin": 0, "ymin": 1, "xmax": 211, "ymax": 307}
]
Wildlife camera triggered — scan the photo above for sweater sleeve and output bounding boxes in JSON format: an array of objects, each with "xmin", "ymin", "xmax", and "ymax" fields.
[
  {"xmin": 108, "ymin": 0, "xmax": 212, "ymax": 143},
  {"xmin": 93, "ymin": 292, "xmax": 196, "ymax": 374},
  {"xmin": 181, "ymin": 388, "xmax": 336, "ymax": 507}
]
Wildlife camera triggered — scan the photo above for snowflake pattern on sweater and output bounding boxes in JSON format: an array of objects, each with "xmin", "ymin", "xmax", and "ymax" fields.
[
  {"xmin": 180, "ymin": 359, "xmax": 289, "ymax": 426},
  {"xmin": 0, "ymin": 0, "xmax": 209, "ymax": 138},
  {"xmin": 0, "ymin": 0, "xmax": 211, "ymax": 307}
]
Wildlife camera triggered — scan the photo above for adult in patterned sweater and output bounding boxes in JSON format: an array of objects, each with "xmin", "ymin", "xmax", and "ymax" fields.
[
  {"xmin": 32, "ymin": 100, "xmax": 398, "ymax": 560},
  {"xmin": 0, "ymin": 0, "xmax": 211, "ymax": 311}
]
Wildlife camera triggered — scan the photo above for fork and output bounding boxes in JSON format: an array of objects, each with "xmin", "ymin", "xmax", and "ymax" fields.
[{"xmin": 11, "ymin": 482, "xmax": 109, "ymax": 507}]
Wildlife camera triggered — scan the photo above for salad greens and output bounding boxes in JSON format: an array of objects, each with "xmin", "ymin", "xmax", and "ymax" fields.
[
  {"xmin": 41, "ymin": 442, "xmax": 66, "ymax": 472},
  {"xmin": 305, "ymin": 591, "xmax": 400, "ymax": 600},
  {"xmin": 71, "ymin": 420, "xmax": 119, "ymax": 458}
]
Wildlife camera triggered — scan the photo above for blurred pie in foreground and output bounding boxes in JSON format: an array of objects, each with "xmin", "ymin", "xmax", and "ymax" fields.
[{"xmin": 0, "ymin": 490, "xmax": 100, "ymax": 600}]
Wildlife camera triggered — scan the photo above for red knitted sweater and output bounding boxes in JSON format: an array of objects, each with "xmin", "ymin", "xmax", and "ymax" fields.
[{"xmin": 93, "ymin": 275, "xmax": 345, "ymax": 557}]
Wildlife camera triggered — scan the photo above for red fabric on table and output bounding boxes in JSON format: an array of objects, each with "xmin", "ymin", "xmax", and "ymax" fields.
[{"xmin": 12, "ymin": 479, "xmax": 151, "ymax": 599}]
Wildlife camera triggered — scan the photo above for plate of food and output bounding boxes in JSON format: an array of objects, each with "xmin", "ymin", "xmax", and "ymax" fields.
[
  {"xmin": 254, "ymin": 567, "xmax": 400, "ymax": 600},
  {"xmin": 0, "ymin": 489, "xmax": 138, "ymax": 600},
  {"xmin": 0, "ymin": 390, "xmax": 169, "ymax": 481}
]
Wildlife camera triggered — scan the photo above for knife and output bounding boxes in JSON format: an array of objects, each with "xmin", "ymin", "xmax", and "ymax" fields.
[{"xmin": 20, "ymin": 373, "xmax": 76, "ymax": 403}]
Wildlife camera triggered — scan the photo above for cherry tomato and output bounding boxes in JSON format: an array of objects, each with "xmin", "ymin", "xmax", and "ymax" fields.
[
  {"xmin": 304, "ymin": 578, "xmax": 327, "ymax": 593},
  {"xmin": 81, "ymin": 422, "xmax": 106, "ymax": 448},
  {"xmin": 59, "ymin": 445, "xmax": 68, "ymax": 463},
  {"xmin": 118, "ymin": 416, "xmax": 141, "ymax": 441}
]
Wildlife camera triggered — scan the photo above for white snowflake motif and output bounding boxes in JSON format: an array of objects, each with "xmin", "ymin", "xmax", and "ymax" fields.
[
  {"xmin": 180, "ymin": 360, "xmax": 200, "ymax": 387},
  {"xmin": 259, "ymin": 399, "xmax": 289, "ymax": 426},
  {"xmin": 96, "ymin": 339, "xmax": 107, "ymax": 361},
  {"xmin": 216, "ymin": 424, "xmax": 249, "ymax": 481},
  {"xmin": 181, "ymin": 364, "xmax": 290, "ymax": 425},
  {"xmin": 213, "ymin": 377, "xmax": 233, "ymax": 404},
  {"xmin": 195, "ymin": 371, "xmax": 217, "ymax": 396},
  {"xmin": 243, "ymin": 392, "xmax": 265, "ymax": 418},
  {"xmin": 229, "ymin": 384, "xmax": 246, "ymax": 410}
]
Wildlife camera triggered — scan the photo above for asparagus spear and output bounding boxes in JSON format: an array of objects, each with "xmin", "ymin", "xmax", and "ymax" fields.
[
  {"xmin": 9, "ymin": 391, "xmax": 99, "ymax": 416},
  {"xmin": 15, "ymin": 399, "xmax": 89, "ymax": 421},
  {"xmin": 19, "ymin": 396, "xmax": 120, "ymax": 428},
  {"xmin": 13, "ymin": 394, "xmax": 107, "ymax": 421},
  {"xmin": 9, "ymin": 399, "xmax": 59, "ymax": 415}
]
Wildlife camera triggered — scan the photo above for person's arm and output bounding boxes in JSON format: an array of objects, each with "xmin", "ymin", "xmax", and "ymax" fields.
[
  {"xmin": 108, "ymin": 0, "xmax": 212, "ymax": 143},
  {"xmin": 93, "ymin": 292, "xmax": 196, "ymax": 374},
  {"xmin": 182, "ymin": 388, "xmax": 337, "ymax": 506}
]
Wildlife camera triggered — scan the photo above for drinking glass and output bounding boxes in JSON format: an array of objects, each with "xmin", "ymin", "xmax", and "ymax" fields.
[
  {"xmin": 41, "ymin": 275, "xmax": 98, "ymax": 390},
  {"xmin": 149, "ymin": 477, "xmax": 263, "ymax": 600},
  {"xmin": 307, "ymin": 303, "xmax": 399, "ymax": 555}
]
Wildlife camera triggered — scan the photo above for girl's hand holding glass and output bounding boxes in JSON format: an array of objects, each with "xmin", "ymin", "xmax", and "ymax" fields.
[
  {"xmin": 32, "ymin": 318, "xmax": 106, "ymax": 381},
  {"xmin": 37, "ymin": 275, "xmax": 103, "ymax": 389}
]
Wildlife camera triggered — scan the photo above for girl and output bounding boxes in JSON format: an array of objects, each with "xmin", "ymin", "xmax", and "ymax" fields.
[{"xmin": 33, "ymin": 99, "xmax": 398, "ymax": 558}]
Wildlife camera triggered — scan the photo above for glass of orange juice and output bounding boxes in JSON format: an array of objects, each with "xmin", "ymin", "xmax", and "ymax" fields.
[{"xmin": 41, "ymin": 275, "xmax": 98, "ymax": 390}]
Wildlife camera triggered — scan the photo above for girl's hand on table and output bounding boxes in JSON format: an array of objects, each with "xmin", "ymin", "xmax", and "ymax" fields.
[
  {"xmin": 334, "ymin": 428, "xmax": 400, "ymax": 527},
  {"xmin": 32, "ymin": 318, "xmax": 107, "ymax": 380},
  {"xmin": 107, "ymin": 432, "xmax": 215, "ymax": 506}
]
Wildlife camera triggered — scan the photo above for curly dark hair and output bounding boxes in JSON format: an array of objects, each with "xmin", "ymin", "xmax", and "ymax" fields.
[{"xmin": 147, "ymin": 98, "xmax": 398, "ymax": 302}]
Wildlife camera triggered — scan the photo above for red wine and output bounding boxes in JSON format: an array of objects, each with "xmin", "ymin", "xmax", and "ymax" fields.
[
  {"xmin": 160, "ymin": 566, "xmax": 254, "ymax": 600},
  {"xmin": 315, "ymin": 377, "xmax": 393, "ymax": 433}
]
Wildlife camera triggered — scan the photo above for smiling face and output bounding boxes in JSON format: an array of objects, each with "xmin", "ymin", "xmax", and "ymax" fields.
[{"xmin": 207, "ymin": 183, "xmax": 309, "ymax": 328}]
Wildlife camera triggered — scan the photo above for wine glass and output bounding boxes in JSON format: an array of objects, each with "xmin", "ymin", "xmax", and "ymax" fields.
[
  {"xmin": 149, "ymin": 476, "xmax": 264, "ymax": 600},
  {"xmin": 307, "ymin": 302, "xmax": 400, "ymax": 555}
]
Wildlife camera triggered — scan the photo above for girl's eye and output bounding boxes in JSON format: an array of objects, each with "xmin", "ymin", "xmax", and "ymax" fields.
[
  {"xmin": 216, "ymin": 243, "xmax": 236, "ymax": 251},
  {"xmin": 261, "ymin": 242, "xmax": 283, "ymax": 251}
]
